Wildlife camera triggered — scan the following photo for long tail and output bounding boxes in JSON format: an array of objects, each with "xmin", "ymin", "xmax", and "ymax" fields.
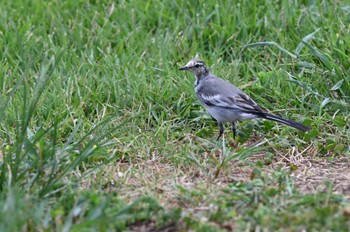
[{"xmin": 261, "ymin": 113, "xmax": 309, "ymax": 132}]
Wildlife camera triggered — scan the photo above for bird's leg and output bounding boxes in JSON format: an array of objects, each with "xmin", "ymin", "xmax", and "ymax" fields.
[
  {"xmin": 216, "ymin": 123, "xmax": 224, "ymax": 141},
  {"xmin": 231, "ymin": 122, "xmax": 236, "ymax": 139}
]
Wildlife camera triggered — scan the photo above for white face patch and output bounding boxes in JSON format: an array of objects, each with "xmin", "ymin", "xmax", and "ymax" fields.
[
  {"xmin": 184, "ymin": 59, "xmax": 205, "ymax": 69},
  {"xmin": 180, "ymin": 59, "xmax": 208, "ymax": 77}
]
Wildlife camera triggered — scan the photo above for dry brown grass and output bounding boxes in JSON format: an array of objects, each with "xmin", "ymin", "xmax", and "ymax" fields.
[{"xmin": 83, "ymin": 149, "xmax": 350, "ymax": 207}]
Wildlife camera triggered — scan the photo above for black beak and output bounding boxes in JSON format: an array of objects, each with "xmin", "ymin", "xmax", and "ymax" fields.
[{"xmin": 179, "ymin": 66, "xmax": 188, "ymax": 71}]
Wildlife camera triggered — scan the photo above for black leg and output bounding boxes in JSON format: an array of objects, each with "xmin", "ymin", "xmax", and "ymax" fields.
[
  {"xmin": 231, "ymin": 122, "xmax": 236, "ymax": 139},
  {"xmin": 216, "ymin": 123, "xmax": 224, "ymax": 141}
]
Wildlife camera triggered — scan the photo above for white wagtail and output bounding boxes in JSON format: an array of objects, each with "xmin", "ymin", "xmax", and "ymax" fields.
[{"xmin": 179, "ymin": 59, "xmax": 309, "ymax": 141}]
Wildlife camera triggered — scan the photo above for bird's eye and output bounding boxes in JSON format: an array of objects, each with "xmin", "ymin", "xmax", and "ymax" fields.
[{"xmin": 194, "ymin": 64, "xmax": 200, "ymax": 68}]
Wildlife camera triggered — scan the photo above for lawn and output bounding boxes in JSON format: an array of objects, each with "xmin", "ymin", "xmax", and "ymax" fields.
[{"xmin": 0, "ymin": 0, "xmax": 349, "ymax": 231}]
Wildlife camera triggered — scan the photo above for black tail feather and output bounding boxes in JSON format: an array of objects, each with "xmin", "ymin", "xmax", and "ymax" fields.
[{"xmin": 261, "ymin": 113, "xmax": 309, "ymax": 132}]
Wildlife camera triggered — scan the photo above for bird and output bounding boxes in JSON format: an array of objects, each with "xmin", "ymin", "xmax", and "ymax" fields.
[{"xmin": 179, "ymin": 58, "xmax": 309, "ymax": 141}]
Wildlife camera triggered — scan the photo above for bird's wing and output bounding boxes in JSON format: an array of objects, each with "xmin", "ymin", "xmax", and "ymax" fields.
[
  {"xmin": 199, "ymin": 93, "xmax": 233, "ymax": 108},
  {"xmin": 200, "ymin": 92, "xmax": 264, "ymax": 112},
  {"xmin": 198, "ymin": 78, "xmax": 265, "ymax": 113},
  {"xmin": 235, "ymin": 92, "xmax": 265, "ymax": 112}
]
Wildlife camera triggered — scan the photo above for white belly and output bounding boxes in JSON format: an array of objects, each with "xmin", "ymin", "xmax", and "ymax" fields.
[{"xmin": 203, "ymin": 105, "xmax": 258, "ymax": 123}]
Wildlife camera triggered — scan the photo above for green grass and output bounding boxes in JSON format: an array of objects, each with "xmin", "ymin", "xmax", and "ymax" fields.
[{"xmin": 0, "ymin": 0, "xmax": 350, "ymax": 231}]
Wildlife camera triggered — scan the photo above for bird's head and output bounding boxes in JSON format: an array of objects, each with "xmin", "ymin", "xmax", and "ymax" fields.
[{"xmin": 179, "ymin": 59, "xmax": 209, "ymax": 76}]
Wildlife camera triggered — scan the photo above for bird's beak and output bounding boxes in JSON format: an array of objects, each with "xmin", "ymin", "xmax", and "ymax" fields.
[{"xmin": 179, "ymin": 66, "xmax": 188, "ymax": 71}]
